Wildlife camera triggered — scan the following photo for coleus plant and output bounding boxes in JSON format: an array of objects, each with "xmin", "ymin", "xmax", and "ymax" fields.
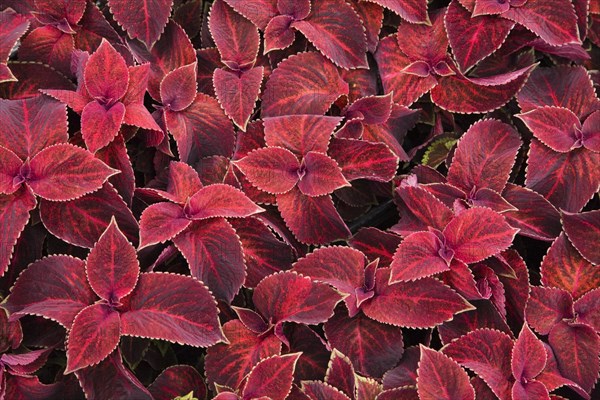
[{"xmin": 0, "ymin": 0, "xmax": 599, "ymax": 399}]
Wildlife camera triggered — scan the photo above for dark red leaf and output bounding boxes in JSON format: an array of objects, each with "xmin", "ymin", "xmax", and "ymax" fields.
[
  {"xmin": 264, "ymin": 15, "xmax": 296, "ymax": 53},
  {"xmin": 242, "ymin": 353, "xmax": 301, "ymax": 400},
  {"xmin": 525, "ymin": 286, "xmax": 573, "ymax": 335},
  {"xmin": 234, "ymin": 147, "xmax": 300, "ymax": 194},
  {"xmin": 365, "ymin": 0, "xmax": 429, "ymax": 24},
  {"xmin": 362, "ymin": 268, "xmax": 473, "ymax": 328},
  {"xmin": 84, "ymin": 40, "xmax": 128, "ymax": 100},
  {"xmin": 297, "ymin": 152, "xmax": 349, "ymax": 196},
  {"xmin": 95, "ymin": 135, "xmax": 135, "ymax": 206},
  {"xmin": 536, "ymin": 342, "xmax": 589, "ymax": 399},
  {"xmin": 209, "ymin": 0, "xmax": 259, "ymax": 69},
  {"xmin": 160, "ymin": 62, "xmax": 198, "ymax": 112},
  {"xmin": 0, "ymin": 10, "xmax": 29, "ymax": 83},
  {"xmin": 350, "ymin": 0, "xmax": 383, "ymax": 53},
  {"xmin": 517, "ymin": 106, "xmax": 582, "ymax": 152},
  {"xmin": 139, "ymin": 202, "xmax": 191, "ymax": 248},
  {"xmin": 324, "ymin": 349, "xmax": 356, "ymax": 397},
  {"xmin": 4, "ymin": 255, "xmax": 96, "ymax": 327},
  {"xmin": 107, "ymin": 0, "xmax": 172, "ymax": 47},
  {"xmin": 222, "ymin": 0, "xmax": 278, "ymax": 30},
  {"xmin": 349, "ymin": 228, "xmax": 402, "ymax": 269},
  {"xmin": 328, "ymin": 138, "xmax": 399, "ymax": 182},
  {"xmin": 18, "ymin": 26, "xmax": 74, "ymax": 75},
  {"xmin": 261, "ymin": 52, "xmax": 348, "ymax": 117},
  {"xmin": 148, "ymin": 365, "xmax": 207, "ymax": 400},
  {"xmin": 574, "ymin": 288, "xmax": 600, "ymax": 332},
  {"xmin": 541, "ymin": 234, "xmax": 600, "ymax": 299},
  {"xmin": 85, "ymin": 218, "xmax": 139, "ymax": 301},
  {"xmin": 214, "ymin": 67, "xmax": 264, "ymax": 131},
  {"xmin": 3, "ymin": 375, "xmax": 63, "ymax": 400},
  {"xmin": 382, "ymin": 346, "xmax": 419, "ymax": 389},
  {"xmin": 390, "ymin": 231, "xmax": 451, "ymax": 283},
  {"xmin": 254, "ymin": 271, "xmax": 345, "ymax": 329},
  {"xmin": 301, "ymin": 381, "xmax": 351, "ymax": 400},
  {"xmin": 293, "ymin": 0, "xmax": 368, "ymax": 69},
  {"xmin": 582, "ymin": 110, "xmax": 600, "ymax": 151},
  {"xmin": 512, "ymin": 324, "xmax": 546, "ymax": 381},
  {"xmin": 187, "ymin": 184, "xmax": 264, "ymax": 219},
  {"xmin": 172, "ymin": 219, "xmax": 245, "ymax": 303},
  {"xmin": 2, "ymin": 62, "xmax": 76, "ymax": 100},
  {"xmin": 277, "ymin": 187, "xmax": 350, "ymax": 245},
  {"xmin": 80, "ymin": 101, "xmax": 125, "ymax": 153},
  {"xmin": 120, "ymin": 272, "xmax": 225, "ymax": 346},
  {"xmin": 0, "ymin": 187, "xmax": 36, "ymax": 277},
  {"xmin": 0, "ymin": 96, "xmax": 67, "ymax": 159},
  {"xmin": 325, "ymin": 310, "xmax": 404, "ymax": 378},
  {"xmin": 562, "ymin": 210, "xmax": 600, "ymax": 265},
  {"xmin": 442, "ymin": 329, "xmax": 514, "ymax": 400},
  {"xmin": 205, "ymin": 319, "xmax": 281, "ymax": 390},
  {"xmin": 418, "ymin": 346, "xmax": 475, "ymax": 400},
  {"xmin": 65, "ymin": 303, "xmax": 121, "ymax": 373}
]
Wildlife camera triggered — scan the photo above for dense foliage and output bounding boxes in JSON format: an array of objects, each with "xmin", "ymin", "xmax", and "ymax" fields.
[{"xmin": 0, "ymin": 0, "xmax": 599, "ymax": 399}]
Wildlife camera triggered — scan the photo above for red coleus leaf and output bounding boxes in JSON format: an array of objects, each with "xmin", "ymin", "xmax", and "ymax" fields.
[
  {"xmin": 390, "ymin": 231, "xmax": 453, "ymax": 283},
  {"xmin": 107, "ymin": 0, "xmax": 172, "ymax": 47},
  {"xmin": 187, "ymin": 184, "xmax": 265, "ymax": 219},
  {"xmin": 574, "ymin": 289, "xmax": 600, "ymax": 332},
  {"xmin": 296, "ymin": 152, "xmax": 349, "ymax": 196},
  {"xmin": 364, "ymin": 0, "xmax": 429, "ymax": 24},
  {"xmin": 362, "ymin": 268, "xmax": 473, "ymax": 328},
  {"xmin": 242, "ymin": 353, "xmax": 301, "ymax": 400},
  {"xmin": 301, "ymin": 381, "xmax": 351, "ymax": 400},
  {"xmin": 349, "ymin": 228, "xmax": 402, "ymax": 269},
  {"xmin": 512, "ymin": 324, "xmax": 547, "ymax": 383},
  {"xmin": 65, "ymin": 303, "xmax": 121, "ymax": 374},
  {"xmin": 84, "ymin": 39, "xmax": 128, "ymax": 101},
  {"xmin": 417, "ymin": 346, "xmax": 475, "ymax": 400},
  {"xmin": 0, "ymin": 9, "xmax": 30, "ymax": 83},
  {"xmin": 261, "ymin": 52, "xmax": 349, "ymax": 117},
  {"xmin": 205, "ymin": 320, "xmax": 281, "ymax": 390},
  {"xmin": 526, "ymin": 286, "xmax": 574, "ymax": 335},
  {"xmin": 234, "ymin": 147, "xmax": 301, "ymax": 194},
  {"xmin": 0, "ymin": 187, "xmax": 36, "ymax": 278},
  {"xmin": 264, "ymin": 15, "xmax": 296, "ymax": 53},
  {"xmin": 138, "ymin": 202, "xmax": 191, "ymax": 248},
  {"xmin": 253, "ymin": 271, "xmax": 345, "ymax": 333},
  {"xmin": 442, "ymin": 329, "xmax": 514, "ymax": 400},
  {"xmin": 291, "ymin": 0, "xmax": 368, "ymax": 69},
  {"xmin": 325, "ymin": 310, "xmax": 404, "ymax": 378},
  {"xmin": 447, "ymin": 119, "xmax": 521, "ymax": 193},
  {"xmin": 148, "ymin": 365, "xmax": 207, "ymax": 400},
  {"xmin": 517, "ymin": 106, "xmax": 583, "ymax": 152},
  {"xmin": 17, "ymin": 25, "xmax": 75, "ymax": 75},
  {"xmin": 209, "ymin": 0, "xmax": 260, "ymax": 70},
  {"xmin": 3, "ymin": 375, "xmax": 63, "ymax": 400},
  {"xmin": 562, "ymin": 210, "xmax": 600, "ymax": 265},
  {"xmin": 328, "ymin": 138, "xmax": 399, "ymax": 183},
  {"xmin": 3, "ymin": 255, "xmax": 97, "ymax": 327},
  {"xmin": 213, "ymin": 67, "xmax": 264, "ymax": 131},
  {"xmin": 222, "ymin": 0, "xmax": 278, "ymax": 30},
  {"xmin": 541, "ymin": 233, "xmax": 600, "ymax": 299},
  {"xmin": 349, "ymin": 0, "xmax": 383, "ymax": 53},
  {"xmin": 85, "ymin": 218, "xmax": 139, "ymax": 301},
  {"xmin": 159, "ymin": 62, "xmax": 198, "ymax": 112},
  {"xmin": 324, "ymin": 349, "xmax": 356, "ymax": 397}
]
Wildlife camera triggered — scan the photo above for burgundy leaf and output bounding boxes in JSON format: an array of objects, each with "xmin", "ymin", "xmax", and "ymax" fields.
[
  {"xmin": 350, "ymin": 0, "xmax": 383, "ymax": 53},
  {"xmin": 574, "ymin": 289, "xmax": 600, "ymax": 332},
  {"xmin": 277, "ymin": 187, "xmax": 350, "ymax": 245},
  {"xmin": 562, "ymin": 210, "xmax": 600, "ymax": 265},
  {"xmin": 582, "ymin": 110, "xmax": 600, "ymax": 151},
  {"xmin": 65, "ymin": 303, "xmax": 121, "ymax": 373},
  {"xmin": 541, "ymin": 234, "xmax": 600, "ymax": 299},
  {"xmin": 417, "ymin": 346, "xmax": 475, "ymax": 400},
  {"xmin": 447, "ymin": 119, "xmax": 521, "ymax": 193},
  {"xmin": 107, "ymin": 0, "xmax": 172, "ymax": 47},
  {"xmin": 214, "ymin": 67, "xmax": 264, "ymax": 131},
  {"xmin": 81, "ymin": 101, "xmax": 126, "ymax": 153},
  {"xmin": 172, "ymin": 218, "xmax": 245, "ymax": 303},
  {"xmin": 517, "ymin": 106, "xmax": 582, "ymax": 152},
  {"xmin": 277, "ymin": 0, "xmax": 311, "ymax": 19},
  {"xmin": 242, "ymin": 353, "xmax": 301, "ymax": 400},
  {"xmin": 209, "ymin": 0, "xmax": 259, "ymax": 69},
  {"xmin": 325, "ymin": 310, "xmax": 404, "ymax": 377},
  {"xmin": 301, "ymin": 381, "xmax": 351, "ymax": 400},
  {"xmin": 159, "ymin": 62, "xmax": 198, "ymax": 112},
  {"xmin": 261, "ymin": 52, "xmax": 348, "ymax": 117},
  {"xmin": 0, "ymin": 96, "xmax": 68, "ymax": 159},
  {"xmin": 205, "ymin": 320, "xmax": 281, "ymax": 390},
  {"xmin": 512, "ymin": 324, "xmax": 547, "ymax": 381},
  {"xmin": 222, "ymin": 0, "xmax": 278, "ymax": 30},
  {"xmin": 187, "ymin": 184, "xmax": 264, "ymax": 219},
  {"xmin": 390, "ymin": 231, "xmax": 451, "ymax": 283},
  {"xmin": 96, "ymin": 135, "xmax": 135, "ymax": 206},
  {"xmin": 147, "ymin": 161, "xmax": 203, "ymax": 204},
  {"xmin": 536, "ymin": 343, "xmax": 590, "ymax": 399},
  {"xmin": 263, "ymin": 115, "xmax": 342, "ymax": 156},
  {"xmin": 328, "ymin": 138, "xmax": 399, "ymax": 182},
  {"xmin": 292, "ymin": 0, "xmax": 368, "ymax": 69},
  {"xmin": 325, "ymin": 349, "xmax": 356, "ymax": 397},
  {"xmin": 234, "ymin": 147, "xmax": 300, "ymax": 194},
  {"xmin": 84, "ymin": 40, "xmax": 128, "ymax": 100},
  {"xmin": 148, "ymin": 365, "xmax": 207, "ymax": 400},
  {"xmin": 75, "ymin": 349, "xmax": 152, "ymax": 400},
  {"xmin": 4, "ymin": 255, "xmax": 96, "ymax": 327},
  {"xmin": 17, "ymin": 26, "xmax": 74, "ymax": 75},
  {"xmin": 0, "ymin": 10, "xmax": 29, "ymax": 83},
  {"xmin": 525, "ymin": 286, "xmax": 573, "ymax": 335},
  {"xmin": 365, "ymin": 0, "xmax": 429, "ymax": 24},
  {"xmin": 445, "ymin": 0, "xmax": 514, "ymax": 71},
  {"xmin": 120, "ymin": 272, "xmax": 225, "ymax": 347},
  {"xmin": 139, "ymin": 202, "xmax": 191, "ymax": 248},
  {"xmin": 362, "ymin": 268, "xmax": 473, "ymax": 328},
  {"xmin": 0, "ymin": 187, "xmax": 36, "ymax": 277},
  {"xmin": 297, "ymin": 152, "xmax": 349, "ymax": 196},
  {"xmin": 85, "ymin": 218, "xmax": 139, "ymax": 301},
  {"xmin": 349, "ymin": 228, "xmax": 402, "ymax": 269},
  {"xmin": 442, "ymin": 328, "xmax": 514, "ymax": 400},
  {"xmin": 3, "ymin": 375, "xmax": 63, "ymax": 400},
  {"xmin": 526, "ymin": 138, "xmax": 600, "ymax": 212},
  {"xmin": 264, "ymin": 15, "xmax": 296, "ymax": 53},
  {"xmin": 502, "ymin": 184, "xmax": 562, "ymax": 241},
  {"xmin": 3, "ymin": 62, "xmax": 76, "ymax": 100},
  {"xmin": 254, "ymin": 271, "xmax": 345, "ymax": 329}
]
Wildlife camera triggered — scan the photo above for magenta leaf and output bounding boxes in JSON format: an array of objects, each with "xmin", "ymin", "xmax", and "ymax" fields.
[
  {"xmin": 325, "ymin": 310, "xmax": 404, "ymax": 377},
  {"xmin": 187, "ymin": 184, "xmax": 264, "ymax": 219},
  {"xmin": 444, "ymin": 207, "xmax": 518, "ymax": 264},
  {"xmin": 84, "ymin": 40, "xmax": 128, "ymax": 101},
  {"xmin": 442, "ymin": 329, "xmax": 514, "ymax": 400},
  {"xmin": 65, "ymin": 303, "xmax": 121, "ymax": 373},
  {"xmin": 172, "ymin": 219, "xmax": 246, "ymax": 303},
  {"xmin": 214, "ymin": 67, "xmax": 264, "ymax": 131},
  {"xmin": 364, "ymin": 0, "xmax": 429, "ymax": 24},
  {"xmin": 447, "ymin": 119, "xmax": 521, "ymax": 193},
  {"xmin": 0, "ymin": 96, "xmax": 68, "ymax": 160},
  {"xmin": 234, "ymin": 147, "xmax": 301, "ymax": 194},
  {"xmin": 541, "ymin": 234, "xmax": 600, "ymax": 299},
  {"xmin": 107, "ymin": 0, "xmax": 172, "ymax": 47},
  {"xmin": 0, "ymin": 10, "xmax": 30, "ymax": 83},
  {"xmin": 120, "ymin": 272, "xmax": 225, "ymax": 346},
  {"xmin": 292, "ymin": 0, "xmax": 368, "ymax": 69},
  {"xmin": 390, "ymin": 231, "xmax": 452, "ymax": 283},
  {"xmin": 209, "ymin": 0, "xmax": 259, "ymax": 70},
  {"xmin": 81, "ymin": 101, "xmax": 126, "ymax": 153},
  {"xmin": 328, "ymin": 138, "xmax": 399, "ymax": 182},
  {"xmin": 3, "ymin": 255, "xmax": 96, "ymax": 327},
  {"xmin": 297, "ymin": 152, "xmax": 349, "ymax": 196},
  {"xmin": 263, "ymin": 115, "xmax": 342, "ymax": 156},
  {"xmin": 85, "ymin": 218, "xmax": 139, "ymax": 301},
  {"xmin": 222, "ymin": 0, "xmax": 278, "ymax": 30},
  {"xmin": 148, "ymin": 365, "xmax": 207, "ymax": 400},
  {"xmin": 254, "ymin": 271, "xmax": 345, "ymax": 329},
  {"xmin": 242, "ymin": 353, "xmax": 301, "ymax": 400},
  {"xmin": 261, "ymin": 52, "xmax": 349, "ymax": 117},
  {"xmin": 517, "ymin": 106, "xmax": 582, "ymax": 152},
  {"xmin": 512, "ymin": 324, "xmax": 547, "ymax": 382},
  {"xmin": 139, "ymin": 202, "xmax": 191, "ymax": 248},
  {"xmin": 205, "ymin": 320, "xmax": 281, "ymax": 390},
  {"xmin": 362, "ymin": 268, "xmax": 473, "ymax": 328},
  {"xmin": 417, "ymin": 346, "xmax": 475, "ymax": 400},
  {"xmin": 277, "ymin": 187, "xmax": 350, "ymax": 244},
  {"xmin": 562, "ymin": 210, "xmax": 600, "ymax": 265},
  {"xmin": 0, "ymin": 187, "xmax": 36, "ymax": 277},
  {"xmin": 159, "ymin": 62, "xmax": 198, "ymax": 112}
]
